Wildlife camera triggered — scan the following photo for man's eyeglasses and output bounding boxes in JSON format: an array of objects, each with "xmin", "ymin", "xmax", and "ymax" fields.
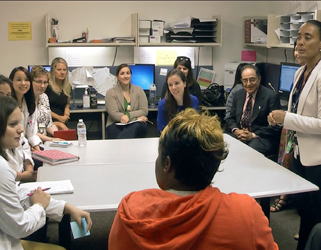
[
  {"xmin": 241, "ymin": 77, "xmax": 257, "ymax": 84},
  {"xmin": 34, "ymin": 80, "xmax": 49, "ymax": 85}
]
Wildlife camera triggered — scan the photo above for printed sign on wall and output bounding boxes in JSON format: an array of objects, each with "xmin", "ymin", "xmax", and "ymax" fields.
[{"xmin": 8, "ymin": 22, "xmax": 32, "ymax": 40}]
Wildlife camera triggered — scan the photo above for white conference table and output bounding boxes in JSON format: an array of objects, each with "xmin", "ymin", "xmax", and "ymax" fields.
[
  {"xmin": 38, "ymin": 134, "xmax": 318, "ymax": 249},
  {"xmin": 38, "ymin": 134, "xmax": 318, "ymax": 210},
  {"xmin": 43, "ymin": 137, "xmax": 159, "ymax": 166}
]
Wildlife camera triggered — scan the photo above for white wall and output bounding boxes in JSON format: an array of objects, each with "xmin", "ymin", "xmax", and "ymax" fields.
[{"xmin": 0, "ymin": 1, "xmax": 318, "ymax": 84}]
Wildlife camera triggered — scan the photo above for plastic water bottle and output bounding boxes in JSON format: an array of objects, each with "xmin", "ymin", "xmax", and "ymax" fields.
[
  {"xmin": 149, "ymin": 83, "xmax": 157, "ymax": 106},
  {"xmin": 77, "ymin": 119, "xmax": 87, "ymax": 147},
  {"xmin": 83, "ymin": 89, "xmax": 90, "ymax": 108}
]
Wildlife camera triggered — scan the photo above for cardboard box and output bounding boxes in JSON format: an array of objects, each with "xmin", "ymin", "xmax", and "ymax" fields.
[
  {"xmin": 139, "ymin": 20, "xmax": 151, "ymax": 29},
  {"xmin": 139, "ymin": 28, "xmax": 152, "ymax": 36},
  {"xmin": 152, "ymin": 21, "xmax": 164, "ymax": 36},
  {"xmin": 244, "ymin": 19, "xmax": 267, "ymax": 44},
  {"xmin": 150, "ymin": 35, "xmax": 161, "ymax": 43},
  {"xmin": 139, "ymin": 36, "xmax": 149, "ymax": 43}
]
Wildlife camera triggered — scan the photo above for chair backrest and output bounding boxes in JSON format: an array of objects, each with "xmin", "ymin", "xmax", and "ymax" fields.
[{"xmin": 54, "ymin": 129, "xmax": 77, "ymax": 140}]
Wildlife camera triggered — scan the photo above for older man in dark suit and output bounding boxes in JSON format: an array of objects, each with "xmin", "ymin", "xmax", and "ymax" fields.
[{"xmin": 226, "ymin": 64, "xmax": 282, "ymax": 157}]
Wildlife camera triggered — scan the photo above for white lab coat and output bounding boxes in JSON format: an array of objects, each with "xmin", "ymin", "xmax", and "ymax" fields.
[
  {"xmin": 21, "ymin": 99, "xmax": 42, "ymax": 147},
  {"xmin": 0, "ymin": 156, "xmax": 66, "ymax": 250},
  {"xmin": 6, "ymin": 134, "xmax": 34, "ymax": 173},
  {"xmin": 284, "ymin": 61, "xmax": 321, "ymax": 166}
]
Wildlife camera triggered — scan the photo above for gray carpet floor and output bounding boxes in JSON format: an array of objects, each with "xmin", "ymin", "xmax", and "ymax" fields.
[{"xmin": 45, "ymin": 197, "xmax": 300, "ymax": 250}]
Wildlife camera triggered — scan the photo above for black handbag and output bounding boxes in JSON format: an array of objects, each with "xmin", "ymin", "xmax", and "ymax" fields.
[{"xmin": 202, "ymin": 83, "xmax": 226, "ymax": 107}]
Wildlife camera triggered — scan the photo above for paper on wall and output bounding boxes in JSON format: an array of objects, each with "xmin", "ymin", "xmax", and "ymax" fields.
[
  {"xmin": 70, "ymin": 67, "xmax": 95, "ymax": 87},
  {"xmin": 92, "ymin": 67, "xmax": 117, "ymax": 96}
]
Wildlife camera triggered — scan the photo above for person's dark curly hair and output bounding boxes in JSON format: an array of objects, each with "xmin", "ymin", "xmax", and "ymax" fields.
[{"xmin": 159, "ymin": 108, "xmax": 228, "ymax": 190}]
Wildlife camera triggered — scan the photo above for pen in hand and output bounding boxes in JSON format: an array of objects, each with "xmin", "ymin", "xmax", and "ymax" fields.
[
  {"xmin": 146, "ymin": 120, "xmax": 153, "ymax": 125},
  {"xmin": 27, "ymin": 187, "xmax": 51, "ymax": 197}
]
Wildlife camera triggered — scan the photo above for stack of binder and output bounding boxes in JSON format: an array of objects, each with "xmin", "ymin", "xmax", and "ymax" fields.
[{"xmin": 166, "ymin": 17, "xmax": 217, "ymax": 43}]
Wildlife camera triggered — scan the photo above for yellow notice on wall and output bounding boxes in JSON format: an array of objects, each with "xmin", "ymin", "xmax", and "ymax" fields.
[
  {"xmin": 156, "ymin": 49, "xmax": 177, "ymax": 66},
  {"xmin": 8, "ymin": 22, "xmax": 32, "ymax": 40}
]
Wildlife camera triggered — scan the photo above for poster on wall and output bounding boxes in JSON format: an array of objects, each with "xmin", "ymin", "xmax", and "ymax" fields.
[
  {"xmin": 156, "ymin": 48, "xmax": 178, "ymax": 66},
  {"xmin": 134, "ymin": 47, "xmax": 195, "ymax": 68},
  {"xmin": 8, "ymin": 22, "xmax": 32, "ymax": 40}
]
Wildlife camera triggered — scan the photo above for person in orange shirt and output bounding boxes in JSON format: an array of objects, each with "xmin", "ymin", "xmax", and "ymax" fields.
[{"xmin": 109, "ymin": 108, "xmax": 278, "ymax": 250}]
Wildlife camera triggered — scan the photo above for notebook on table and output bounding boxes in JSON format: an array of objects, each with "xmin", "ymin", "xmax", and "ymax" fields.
[
  {"xmin": 32, "ymin": 149, "xmax": 79, "ymax": 165},
  {"xmin": 54, "ymin": 129, "xmax": 77, "ymax": 140},
  {"xmin": 18, "ymin": 180, "xmax": 74, "ymax": 195}
]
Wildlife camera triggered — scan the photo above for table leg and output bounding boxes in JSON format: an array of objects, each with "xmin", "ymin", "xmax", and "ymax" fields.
[
  {"xmin": 260, "ymin": 197, "xmax": 270, "ymax": 221},
  {"xmin": 59, "ymin": 214, "xmax": 71, "ymax": 249},
  {"xmin": 102, "ymin": 112, "xmax": 105, "ymax": 139}
]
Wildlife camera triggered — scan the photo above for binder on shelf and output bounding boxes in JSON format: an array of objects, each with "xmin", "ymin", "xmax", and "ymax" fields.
[{"xmin": 244, "ymin": 19, "xmax": 267, "ymax": 44}]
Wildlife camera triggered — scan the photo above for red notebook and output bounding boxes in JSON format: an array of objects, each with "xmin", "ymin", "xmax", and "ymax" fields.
[
  {"xmin": 54, "ymin": 129, "xmax": 77, "ymax": 140},
  {"xmin": 32, "ymin": 149, "xmax": 79, "ymax": 165}
]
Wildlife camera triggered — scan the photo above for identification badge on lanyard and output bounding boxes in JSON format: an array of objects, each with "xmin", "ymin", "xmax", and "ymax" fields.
[{"xmin": 286, "ymin": 130, "xmax": 294, "ymax": 154}]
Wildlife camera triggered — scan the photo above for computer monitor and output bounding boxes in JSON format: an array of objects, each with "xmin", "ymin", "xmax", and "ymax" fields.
[
  {"xmin": 28, "ymin": 65, "xmax": 51, "ymax": 72},
  {"xmin": 129, "ymin": 64, "xmax": 155, "ymax": 90},
  {"xmin": 278, "ymin": 62, "xmax": 300, "ymax": 98}
]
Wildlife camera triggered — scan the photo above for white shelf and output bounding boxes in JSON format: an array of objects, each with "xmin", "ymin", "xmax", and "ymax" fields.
[
  {"xmin": 244, "ymin": 10, "xmax": 321, "ymax": 49},
  {"xmin": 47, "ymin": 42, "xmax": 136, "ymax": 47},
  {"xmin": 138, "ymin": 42, "xmax": 221, "ymax": 47},
  {"xmin": 46, "ymin": 13, "xmax": 222, "ymax": 48},
  {"xmin": 244, "ymin": 43, "xmax": 268, "ymax": 47},
  {"xmin": 46, "ymin": 13, "xmax": 138, "ymax": 48},
  {"xmin": 270, "ymin": 43, "xmax": 293, "ymax": 48}
]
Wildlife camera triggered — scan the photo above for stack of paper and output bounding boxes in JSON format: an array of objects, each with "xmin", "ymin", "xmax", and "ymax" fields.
[
  {"xmin": 165, "ymin": 16, "xmax": 217, "ymax": 43},
  {"xmin": 112, "ymin": 37, "xmax": 135, "ymax": 43}
]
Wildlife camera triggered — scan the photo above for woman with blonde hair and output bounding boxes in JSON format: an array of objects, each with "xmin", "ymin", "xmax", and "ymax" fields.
[{"xmin": 46, "ymin": 57, "xmax": 71, "ymax": 130}]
